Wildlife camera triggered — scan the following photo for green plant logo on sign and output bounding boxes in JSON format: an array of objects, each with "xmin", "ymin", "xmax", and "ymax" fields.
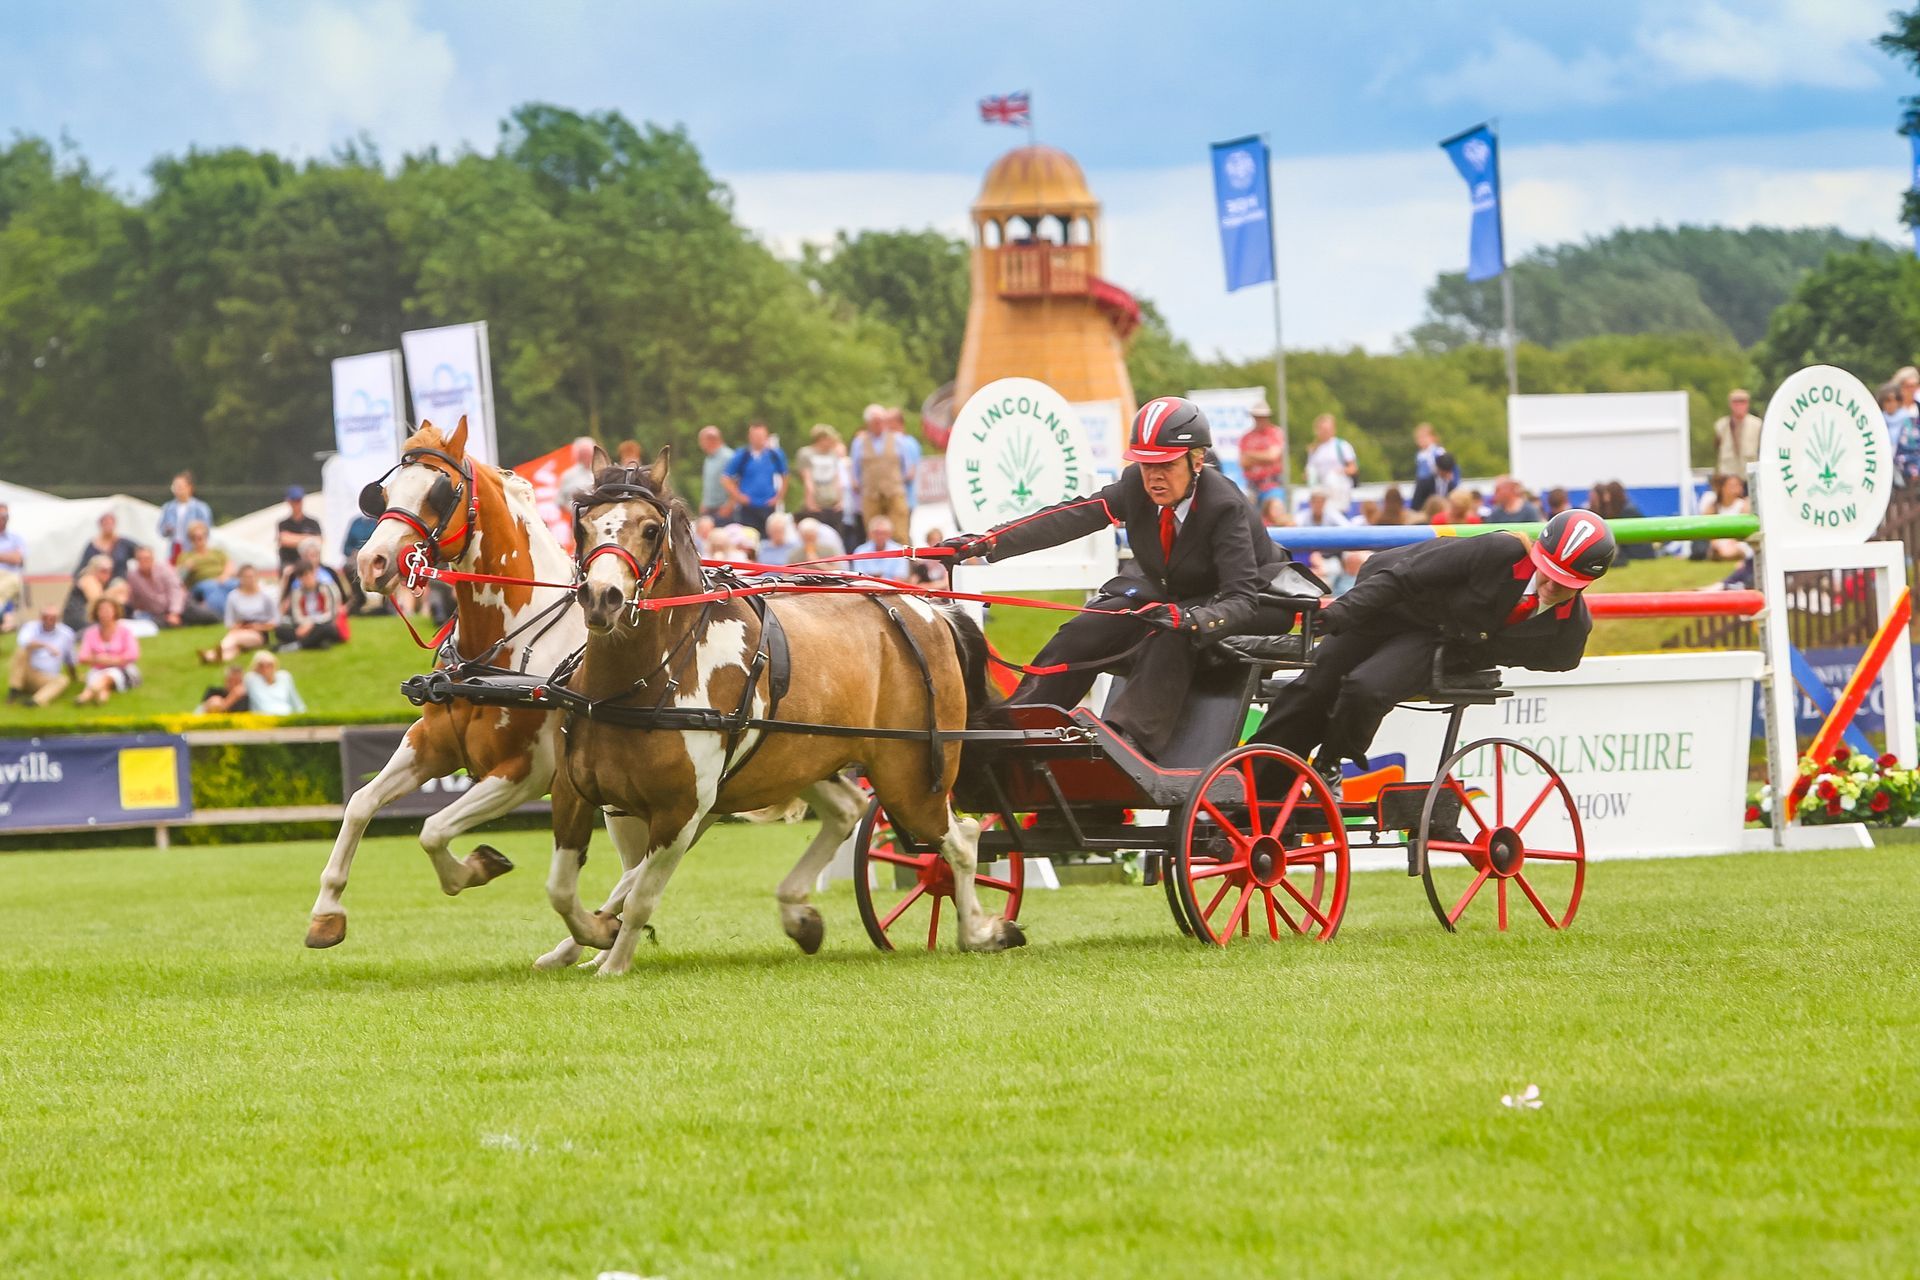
[
  {"xmin": 947, "ymin": 378, "xmax": 1094, "ymax": 524},
  {"xmin": 1772, "ymin": 372, "xmax": 1882, "ymax": 532}
]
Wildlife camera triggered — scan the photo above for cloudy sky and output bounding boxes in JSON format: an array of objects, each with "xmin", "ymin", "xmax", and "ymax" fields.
[{"xmin": 5, "ymin": 0, "xmax": 1915, "ymax": 354}]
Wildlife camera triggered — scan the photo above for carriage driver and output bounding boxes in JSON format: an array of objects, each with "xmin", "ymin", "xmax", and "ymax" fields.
[
  {"xmin": 937, "ymin": 396, "xmax": 1284, "ymax": 758},
  {"xmin": 1246, "ymin": 508, "xmax": 1616, "ymax": 799}
]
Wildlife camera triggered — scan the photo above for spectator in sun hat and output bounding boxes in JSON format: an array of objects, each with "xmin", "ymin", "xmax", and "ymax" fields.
[
  {"xmin": 156, "ymin": 470, "xmax": 212, "ymax": 563},
  {"xmin": 1712, "ymin": 388, "xmax": 1764, "ymax": 478},
  {"xmin": 277, "ymin": 486, "xmax": 321, "ymax": 571},
  {"xmin": 1237, "ymin": 398, "xmax": 1287, "ymax": 504}
]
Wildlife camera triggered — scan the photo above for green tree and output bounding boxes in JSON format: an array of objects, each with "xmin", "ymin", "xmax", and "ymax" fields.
[
  {"xmin": 804, "ymin": 229, "xmax": 969, "ymax": 406},
  {"xmin": 1880, "ymin": 4, "xmax": 1920, "ymax": 232},
  {"xmin": 1754, "ymin": 246, "xmax": 1920, "ymax": 392}
]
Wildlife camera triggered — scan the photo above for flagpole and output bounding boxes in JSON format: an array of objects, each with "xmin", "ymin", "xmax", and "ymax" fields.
[
  {"xmin": 1493, "ymin": 118, "xmax": 1518, "ymax": 397},
  {"xmin": 1261, "ymin": 133, "xmax": 1289, "ymax": 482}
]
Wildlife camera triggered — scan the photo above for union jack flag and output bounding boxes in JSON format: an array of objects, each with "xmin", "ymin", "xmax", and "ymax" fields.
[{"xmin": 979, "ymin": 92, "xmax": 1030, "ymax": 126}]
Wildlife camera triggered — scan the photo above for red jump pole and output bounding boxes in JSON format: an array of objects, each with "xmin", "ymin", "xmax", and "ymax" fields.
[
  {"xmin": 1585, "ymin": 591, "xmax": 1764, "ymax": 619},
  {"xmin": 1786, "ymin": 586, "xmax": 1914, "ymax": 812}
]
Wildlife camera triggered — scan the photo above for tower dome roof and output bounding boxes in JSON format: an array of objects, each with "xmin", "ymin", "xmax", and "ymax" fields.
[{"xmin": 973, "ymin": 145, "xmax": 1100, "ymax": 217}]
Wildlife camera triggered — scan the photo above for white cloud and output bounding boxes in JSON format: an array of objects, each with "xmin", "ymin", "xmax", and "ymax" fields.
[
  {"xmin": 1418, "ymin": 31, "xmax": 1628, "ymax": 109},
  {"xmin": 726, "ymin": 127, "xmax": 1909, "ymax": 359},
  {"xmin": 178, "ymin": 0, "xmax": 470, "ymax": 157}
]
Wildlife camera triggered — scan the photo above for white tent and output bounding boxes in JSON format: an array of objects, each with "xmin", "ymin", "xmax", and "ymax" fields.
[{"xmin": 2, "ymin": 487, "xmax": 285, "ymax": 583}]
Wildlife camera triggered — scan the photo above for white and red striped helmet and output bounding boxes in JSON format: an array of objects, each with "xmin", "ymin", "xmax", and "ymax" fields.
[
  {"xmin": 1530, "ymin": 508, "xmax": 1615, "ymax": 588},
  {"xmin": 1126, "ymin": 396, "xmax": 1212, "ymax": 464}
]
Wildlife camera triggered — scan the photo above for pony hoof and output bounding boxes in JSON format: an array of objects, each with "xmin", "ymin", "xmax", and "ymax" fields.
[
  {"xmin": 305, "ymin": 913, "xmax": 346, "ymax": 949},
  {"xmin": 579, "ymin": 911, "xmax": 622, "ymax": 950},
  {"xmin": 464, "ymin": 845, "xmax": 515, "ymax": 885},
  {"xmin": 998, "ymin": 918, "xmax": 1027, "ymax": 950},
  {"xmin": 532, "ymin": 942, "xmax": 580, "ymax": 970},
  {"xmin": 786, "ymin": 906, "xmax": 825, "ymax": 955}
]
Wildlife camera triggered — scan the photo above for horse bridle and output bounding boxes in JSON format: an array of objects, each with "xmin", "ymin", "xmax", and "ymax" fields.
[
  {"xmin": 359, "ymin": 447, "xmax": 479, "ymax": 586},
  {"xmin": 574, "ymin": 472, "xmax": 675, "ymax": 620}
]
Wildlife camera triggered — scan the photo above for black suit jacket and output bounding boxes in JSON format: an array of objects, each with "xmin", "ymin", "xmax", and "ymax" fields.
[
  {"xmin": 1325, "ymin": 532, "xmax": 1591, "ymax": 671},
  {"xmin": 979, "ymin": 464, "xmax": 1282, "ymax": 637}
]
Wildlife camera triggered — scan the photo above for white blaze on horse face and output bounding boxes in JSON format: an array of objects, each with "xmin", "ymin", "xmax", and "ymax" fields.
[
  {"xmin": 358, "ymin": 462, "xmax": 444, "ymax": 584},
  {"xmin": 581, "ymin": 508, "xmax": 635, "ymax": 594}
]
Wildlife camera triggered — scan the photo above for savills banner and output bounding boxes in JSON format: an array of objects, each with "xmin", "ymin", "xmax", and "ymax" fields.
[
  {"xmin": 400, "ymin": 322, "xmax": 499, "ymax": 465},
  {"xmin": 0, "ymin": 734, "xmax": 192, "ymax": 830}
]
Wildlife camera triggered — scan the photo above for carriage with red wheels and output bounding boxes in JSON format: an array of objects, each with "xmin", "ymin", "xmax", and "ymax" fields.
[{"xmin": 849, "ymin": 603, "xmax": 1589, "ymax": 950}]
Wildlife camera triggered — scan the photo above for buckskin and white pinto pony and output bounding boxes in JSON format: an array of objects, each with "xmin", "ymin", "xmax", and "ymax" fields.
[
  {"xmin": 306, "ymin": 418, "xmax": 644, "ymax": 949},
  {"xmin": 545, "ymin": 451, "xmax": 1023, "ymax": 976}
]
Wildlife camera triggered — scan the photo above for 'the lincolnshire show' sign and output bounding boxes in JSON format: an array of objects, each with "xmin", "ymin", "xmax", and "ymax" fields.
[
  {"xmin": 1758, "ymin": 364, "xmax": 1889, "ymax": 546},
  {"xmin": 947, "ymin": 378, "xmax": 1096, "ymax": 526}
]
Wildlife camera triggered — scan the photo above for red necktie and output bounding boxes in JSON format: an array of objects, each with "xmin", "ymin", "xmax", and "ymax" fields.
[
  {"xmin": 1504, "ymin": 593, "xmax": 1537, "ymax": 627},
  {"xmin": 1159, "ymin": 507, "xmax": 1177, "ymax": 562}
]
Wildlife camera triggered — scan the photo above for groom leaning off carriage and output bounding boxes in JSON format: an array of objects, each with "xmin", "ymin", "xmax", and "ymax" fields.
[{"xmin": 937, "ymin": 396, "xmax": 1303, "ymax": 761}]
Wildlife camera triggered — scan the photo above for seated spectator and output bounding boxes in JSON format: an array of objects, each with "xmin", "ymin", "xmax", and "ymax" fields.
[
  {"xmin": 1296, "ymin": 488, "xmax": 1351, "ymax": 528},
  {"xmin": 756, "ymin": 512, "xmax": 806, "ymax": 567},
  {"xmin": 340, "ymin": 509, "xmax": 381, "ymax": 613},
  {"xmin": 1357, "ymin": 499, "xmax": 1380, "ymax": 525},
  {"xmin": 281, "ymin": 536, "xmax": 346, "ymax": 597},
  {"xmin": 126, "ymin": 545, "xmax": 217, "ymax": 628},
  {"xmin": 1485, "ymin": 476, "xmax": 1544, "ymax": 524},
  {"xmin": 177, "ymin": 521, "xmax": 238, "ymax": 616},
  {"xmin": 75, "ymin": 510, "xmax": 138, "ymax": 579},
  {"xmin": 691, "ymin": 514, "xmax": 717, "ymax": 557},
  {"xmin": 911, "ymin": 527, "xmax": 951, "ymax": 588},
  {"xmin": 156, "ymin": 470, "xmax": 212, "ymax": 563},
  {"xmin": 277, "ymin": 563, "xmax": 345, "ymax": 651},
  {"xmin": 195, "ymin": 662, "xmax": 251, "ymax": 715},
  {"xmin": 853, "ymin": 515, "xmax": 910, "ymax": 582},
  {"xmin": 1432, "ymin": 488, "xmax": 1484, "ymax": 526},
  {"xmin": 64, "ymin": 554, "xmax": 125, "ymax": 631},
  {"xmin": 1543, "ymin": 487, "xmax": 1571, "ymax": 519},
  {"xmin": 74, "ymin": 597, "xmax": 140, "ymax": 706},
  {"xmin": 1417, "ymin": 495, "xmax": 1446, "ymax": 523},
  {"xmin": 202, "ymin": 564, "xmax": 276, "ymax": 664},
  {"xmin": 1698, "ymin": 474, "xmax": 1752, "ymax": 561},
  {"xmin": 7, "ymin": 602, "xmax": 76, "ymax": 707},
  {"xmin": 1259, "ymin": 496, "xmax": 1294, "ymax": 528},
  {"xmin": 244, "ymin": 650, "xmax": 307, "ymax": 716},
  {"xmin": 796, "ymin": 516, "xmax": 847, "ymax": 561},
  {"xmin": 1589, "ymin": 481, "xmax": 1652, "ymax": 562},
  {"xmin": 1325, "ymin": 549, "xmax": 1369, "ymax": 595},
  {"xmin": 1371, "ymin": 486, "xmax": 1412, "ymax": 525},
  {"xmin": 0, "ymin": 503, "xmax": 24, "ymax": 633}
]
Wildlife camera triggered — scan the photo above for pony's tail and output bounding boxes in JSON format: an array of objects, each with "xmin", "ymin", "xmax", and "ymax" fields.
[{"xmin": 941, "ymin": 605, "xmax": 999, "ymax": 792}]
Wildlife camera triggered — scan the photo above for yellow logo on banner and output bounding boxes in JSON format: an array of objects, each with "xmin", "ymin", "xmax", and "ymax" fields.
[{"xmin": 118, "ymin": 746, "xmax": 181, "ymax": 810}]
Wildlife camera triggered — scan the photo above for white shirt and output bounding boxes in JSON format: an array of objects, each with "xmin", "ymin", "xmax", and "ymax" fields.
[{"xmin": 1305, "ymin": 437, "xmax": 1356, "ymax": 495}]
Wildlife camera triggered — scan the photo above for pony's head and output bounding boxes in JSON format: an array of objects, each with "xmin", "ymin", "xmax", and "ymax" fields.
[
  {"xmin": 573, "ymin": 445, "xmax": 697, "ymax": 634},
  {"xmin": 357, "ymin": 416, "xmax": 476, "ymax": 594}
]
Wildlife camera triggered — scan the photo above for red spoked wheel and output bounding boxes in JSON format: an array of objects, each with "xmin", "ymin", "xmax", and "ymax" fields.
[
  {"xmin": 1416, "ymin": 737, "xmax": 1586, "ymax": 933},
  {"xmin": 1174, "ymin": 744, "xmax": 1349, "ymax": 945},
  {"xmin": 852, "ymin": 800, "xmax": 1020, "ymax": 952}
]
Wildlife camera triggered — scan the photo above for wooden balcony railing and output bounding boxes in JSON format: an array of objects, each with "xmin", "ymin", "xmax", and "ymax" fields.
[{"xmin": 996, "ymin": 244, "xmax": 1091, "ymax": 298}]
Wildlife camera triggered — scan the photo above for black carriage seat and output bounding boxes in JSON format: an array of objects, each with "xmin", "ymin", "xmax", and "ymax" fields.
[{"xmin": 1419, "ymin": 647, "xmax": 1512, "ymax": 706}]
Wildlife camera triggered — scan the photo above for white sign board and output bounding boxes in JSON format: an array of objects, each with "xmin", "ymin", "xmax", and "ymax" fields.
[
  {"xmin": 947, "ymin": 377, "xmax": 1116, "ymax": 592},
  {"xmin": 1072, "ymin": 399, "xmax": 1127, "ymax": 488},
  {"xmin": 400, "ymin": 322, "xmax": 499, "ymax": 465},
  {"xmin": 328, "ymin": 351, "xmax": 404, "ymax": 563},
  {"xmin": 1295, "ymin": 652, "xmax": 1760, "ymax": 860},
  {"xmin": 1187, "ymin": 386, "xmax": 1266, "ymax": 488},
  {"xmin": 1755, "ymin": 364, "xmax": 1890, "ymax": 547},
  {"xmin": 1508, "ymin": 390, "xmax": 1691, "ymax": 499}
]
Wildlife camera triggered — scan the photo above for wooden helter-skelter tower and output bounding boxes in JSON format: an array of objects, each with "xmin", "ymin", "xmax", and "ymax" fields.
[{"xmin": 952, "ymin": 145, "xmax": 1142, "ymax": 425}]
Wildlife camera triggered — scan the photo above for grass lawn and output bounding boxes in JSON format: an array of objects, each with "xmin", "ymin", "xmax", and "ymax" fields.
[{"xmin": 2, "ymin": 828, "xmax": 1915, "ymax": 1277}]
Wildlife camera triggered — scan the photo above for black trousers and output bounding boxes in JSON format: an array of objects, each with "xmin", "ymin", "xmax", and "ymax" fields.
[
  {"xmin": 1247, "ymin": 624, "xmax": 1440, "ymax": 768},
  {"xmin": 1007, "ymin": 607, "xmax": 1194, "ymax": 755}
]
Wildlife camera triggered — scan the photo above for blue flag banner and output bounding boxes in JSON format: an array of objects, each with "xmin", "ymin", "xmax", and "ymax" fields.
[
  {"xmin": 0, "ymin": 733, "xmax": 192, "ymax": 830},
  {"xmin": 1910, "ymin": 134, "xmax": 1920, "ymax": 254},
  {"xmin": 1440, "ymin": 123, "xmax": 1505, "ymax": 282},
  {"xmin": 1210, "ymin": 136, "xmax": 1275, "ymax": 292}
]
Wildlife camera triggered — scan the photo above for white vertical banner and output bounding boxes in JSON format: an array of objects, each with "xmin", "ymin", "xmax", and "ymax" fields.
[
  {"xmin": 1186, "ymin": 386, "xmax": 1266, "ymax": 489},
  {"xmin": 1071, "ymin": 399, "xmax": 1126, "ymax": 488},
  {"xmin": 329, "ymin": 351, "xmax": 405, "ymax": 563},
  {"xmin": 400, "ymin": 322, "xmax": 499, "ymax": 465}
]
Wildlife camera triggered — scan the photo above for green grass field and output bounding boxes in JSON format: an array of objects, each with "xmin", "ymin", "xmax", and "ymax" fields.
[{"xmin": 3, "ymin": 828, "xmax": 1915, "ymax": 1277}]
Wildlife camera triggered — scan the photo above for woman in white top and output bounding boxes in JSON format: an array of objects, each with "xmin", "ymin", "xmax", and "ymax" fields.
[
  {"xmin": 1697, "ymin": 474, "xmax": 1753, "ymax": 561},
  {"xmin": 244, "ymin": 650, "xmax": 307, "ymax": 716}
]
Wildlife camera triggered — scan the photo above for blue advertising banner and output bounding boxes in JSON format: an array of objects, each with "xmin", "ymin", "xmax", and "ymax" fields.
[
  {"xmin": 0, "ymin": 733, "xmax": 192, "ymax": 830},
  {"xmin": 1439, "ymin": 123, "xmax": 1505, "ymax": 282},
  {"xmin": 1748, "ymin": 647, "xmax": 1920, "ymax": 740},
  {"xmin": 1209, "ymin": 136, "xmax": 1275, "ymax": 292}
]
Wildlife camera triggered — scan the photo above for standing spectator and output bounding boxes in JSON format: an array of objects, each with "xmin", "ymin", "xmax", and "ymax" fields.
[
  {"xmin": 721, "ymin": 421, "xmax": 787, "ymax": 535},
  {"xmin": 74, "ymin": 597, "xmax": 140, "ymax": 706},
  {"xmin": 178, "ymin": 521, "xmax": 238, "ymax": 616},
  {"xmin": 1485, "ymin": 476, "xmax": 1544, "ymax": 524},
  {"xmin": 244, "ymin": 650, "xmax": 307, "ymax": 716},
  {"xmin": 1543, "ymin": 487, "xmax": 1572, "ymax": 519},
  {"xmin": 1895, "ymin": 366, "xmax": 1920, "ymax": 439},
  {"xmin": 1411, "ymin": 422, "xmax": 1444, "ymax": 493},
  {"xmin": 64, "ymin": 555, "xmax": 124, "ymax": 631},
  {"xmin": 1303, "ymin": 414, "xmax": 1358, "ymax": 510},
  {"xmin": 202, "ymin": 564, "xmax": 276, "ymax": 664},
  {"xmin": 0, "ymin": 504, "xmax": 24, "ymax": 632},
  {"xmin": 795, "ymin": 424, "xmax": 850, "ymax": 540},
  {"xmin": 557, "ymin": 437, "xmax": 598, "ymax": 510},
  {"xmin": 852, "ymin": 515, "xmax": 910, "ymax": 582},
  {"xmin": 756, "ymin": 512, "xmax": 805, "ymax": 566},
  {"xmin": 796, "ymin": 517, "xmax": 846, "ymax": 562},
  {"xmin": 1420, "ymin": 451, "xmax": 1461, "ymax": 508},
  {"xmin": 851, "ymin": 404, "xmax": 914, "ymax": 539},
  {"xmin": 156, "ymin": 470, "xmax": 212, "ymax": 563},
  {"xmin": 1296, "ymin": 488, "xmax": 1351, "ymax": 528},
  {"xmin": 1713, "ymin": 389, "xmax": 1764, "ymax": 478},
  {"xmin": 277, "ymin": 564, "xmax": 345, "ymax": 651},
  {"xmin": 1237, "ymin": 400, "xmax": 1287, "ymax": 504},
  {"xmin": 276, "ymin": 487, "xmax": 321, "ymax": 572},
  {"xmin": 7, "ymin": 603, "xmax": 75, "ymax": 706},
  {"xmin": 194, "ymin": 662, "xmax": 251, "ymax": 715},
  {"xmin": 126, "ymin": 545, "xmax": 215, "ymax": 628},
  {"xmin": 75, "ymin": 511, "xmax": 138, "ymax": 579},
  {"xmin": 697, "ymin": 426, "xmax": 736, "ymax": 521},
  {"xmin": 1373, "ymin": 486, "xmax": 1412, "ymax": 525},
  {"xmin": 1882, "ymin": 381, "xmax": 1920, "ymax": 485}
]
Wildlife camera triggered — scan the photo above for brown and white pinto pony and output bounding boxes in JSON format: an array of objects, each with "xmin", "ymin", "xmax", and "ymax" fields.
[
  {"xmin": 306, "ymin": 419, "xmax": 645, "ymax": 949},
  {"xmin": 547, "ymin": 450, "xmax": 1022, "ymax": 976}
]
